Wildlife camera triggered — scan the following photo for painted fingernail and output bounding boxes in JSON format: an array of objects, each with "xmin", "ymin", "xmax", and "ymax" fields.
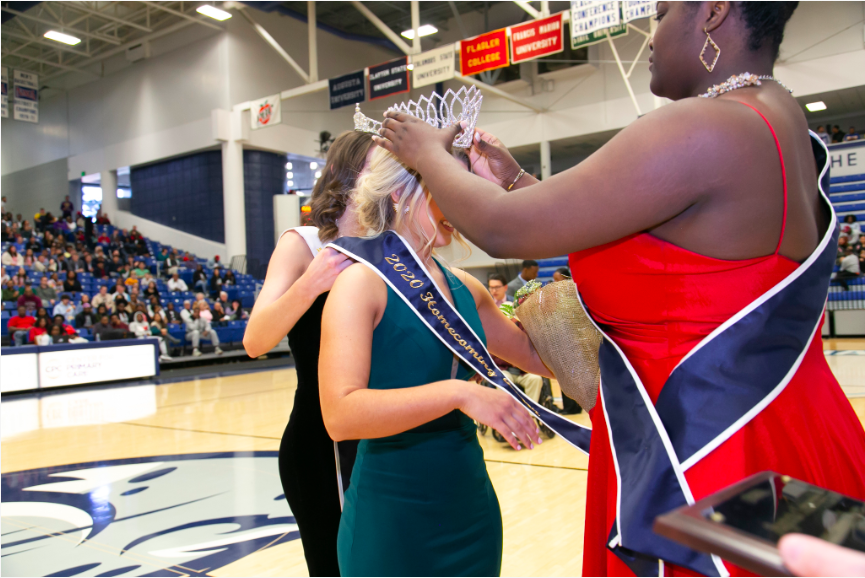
[
  {"xmin": 537, "ymin": 437, "xmax": 543, "ymax": 444},
  {"xmin": 516, "ymin": 445, "xmax": 522, "ymax": 451}
]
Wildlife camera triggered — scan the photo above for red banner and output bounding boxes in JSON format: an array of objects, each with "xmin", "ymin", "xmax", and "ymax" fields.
[
  {"xmin": 509, "ymin": 13, "xmax": 564, "ymax": 64},
  {"xmin": 460, "ymin": 28, "xmax": 509, "ymax": 76}
]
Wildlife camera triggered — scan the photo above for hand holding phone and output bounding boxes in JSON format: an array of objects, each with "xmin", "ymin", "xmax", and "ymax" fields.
[{"xmin": 779, "ymin": 533, "xmax": 865, "ymax": 577}]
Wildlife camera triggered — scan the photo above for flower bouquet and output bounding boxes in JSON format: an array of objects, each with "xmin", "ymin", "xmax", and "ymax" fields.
[{"xmin": 506, "ymin": 279, "xmax": 602, "ymax": 411}]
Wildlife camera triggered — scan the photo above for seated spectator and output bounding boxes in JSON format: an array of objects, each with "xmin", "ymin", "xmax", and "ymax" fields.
[
  {"xmin": 130, "ymin": 311, "xmax": 171, "ymax": 360},
  {"xmin": 197, "ymin": 300, "xmax": 214, "ymax": 322},
  {"xmin": 82, "ymin": 253, "xmax": 94, "ymax": 274},
  {"xmin": 34, "ymin": 277, "xmax": 58, "ymax": 307},
  {"xmin": 143, "ymin": 281, "xmax": 160, "ymax": 301},
  {"xmin": 212, "ymin": 301, "xmax": 229, "ymax": 323},
  {"xmin": 9, "ymin": 305, "xmax": 36, "ymax": 346},
  {"xmin": 164, "ymin": 251, "xmax": 180, "ymax": 278},
  {"xmin": 835, "ymin": 247, "xmax": 861, "ymax": 290},
  {"xmin": 180, "ymin": 300, "xmax": 194, "ymax": 324},
  {"xmin": 217, "ymin": 290, "xmax": 230, "ymax": 309},
  {"xmin": 167, "ymin": 272, "xmax": 188, "ymax": 292},
  {"xmin": 29, "ymin": 317, "xmax": 51, "ymax": 345},
  {"xmin": 92, "ymin": 286, "xmax": 114, "ymax": 313},
  {"xmin": 185, "ymin": 308, "xmax": 223, "ymax": 357},
  {"xmin": 52, "ymin": 314, "xmax": 77, "ymax": 337},
  {"xmin": 156, "ymin": 247, "xmax": 169, "ymax": 264},
  {"xmin": 92, "ymin": 315, "xmax": 117, "ymax": 341},
  {"xmin": 33, "ymin": 254, "xmax": 49, "ymax": 273},
  {"xmin": 111, "ymin": 282, "xmax": 129, "ymax": 300},
  {"xmin": 96, "ymin": 211, "xmax": 111, "ymax": 225},
  {"xmin": 77, "ymin": 293, "xmax": 91, "ymax": 312},
  {"xmin": 133, "ymin": 261, "xmax": 150, "ymax": 278},
  {"xmin": 150, "ymin": 302, "xmax": 168, "ymax": 326},
  {"xmin": 553, "ymin": 267, "xmax": 572, "ymax": 282},
  {"xmin": 75, "ymin": 303, "xmax": 98, "ymax": 329},
  {"xmin": 487, "ymin": 274, "xmax": 510, "ymax": 307},
  {"xmin": 92, "ymin": 258, "xmax": 109, "ymax": 279},
  {"xmin": 0, "ymin": 265, "xmax": 9, "ymax": 285},
  {"xmin": 815, "ymin": 125, "xmax": 829, "ymax": 145},
  {"xmin": 22, "ymin": 248, "xmax": 36, "ymax": 268},
  {"xmin": 150, "ymin": 317, "xmax": 181, "ymax": 352},
  {"xmin": 124, "ymin": 271, "xmax": 139, "ymax": 289},
  {"xmin": 165, "ymin": 302, "xmax": 183, "ymax": 325},
  {"xmin": 842, "ymin": 215, "xmax": 862, "ymax": 246},
  {"xmin": 2, "ymin": 245, "xmax": 23, "ymax": 267},
  {"xmin": 53, "ymin": 294, "xmax": 77, "ymax": 323},
  {"xmin": 507, "ymin": 260, "xmax": 539, "ymax": 301},
  {"xmin": 62, "ymin": 270, "xmax": 83, "ymax": 294},
  {"xmin": 223, "ymin": 269, "xmax": 236, "ymax": 286},
  {"xmin": 207, "ymin": 255, "xmax": 221, "ymax": 269},
  {"xmin": 2, "ymin": 280, "xmax": 18, "ymax": 301},
  {"xmin": 192, "ymin": 264, "xmax": 208, "ymax": 293},
  {"xmin": 97, "ymin": 231, "xmax": 111, "ymax": 244},
  {"xmin": 226, "ymin": 299, "xmax": 248, "ymax": 321},
  {"xmin": 208, "ymin": 267, "xmax": 224, "ymax": 297},
  {"xmin": 114, "ymin": 297, "xmax": 131, "ymax": 324},
  {"xmin": 110, "ymin": 313, "xmax": 130, "ymax": 334},
  {"xmin": 46, "ymin": 272, "xmax": 60, "ymax": 289},
  {"xmin": 47, "ymin": 324, "xmax": 70, "ymax": 344},
  {"xmin": 17, "ymin": 286, "xmax": 43, "ymax": 313},
  {"xmin": 844, "ymin": 126, "xmax": 861, "ymax": 142},
  {"xmin": 831, "ymin": 125, "xmax": 844, "ymax": 143}
]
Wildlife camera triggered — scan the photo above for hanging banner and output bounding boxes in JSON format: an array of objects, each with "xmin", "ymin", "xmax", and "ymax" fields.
[
  {"xmin": 1, "ymin": 67, "xmax": 8, "ymax": 119},
  {"xmin": 368, "ymin": 56, "xmax": 410, "ymax": 100},
  {"xmin": 460, "ymin": 28, "xmax": 509, "ymax": 76},
  {"xmin": 509, "ymin": 13, "xmax": 565, "ymax": 64},
  {"xmin": 329, "ymin": 69, "xmax": 366, "ymax": 110},
  {"xmin": 251, "ymin": 94, "xmax": 281, "ymax": 129},
  {"xmin": 622, "ymin": 0, "xmax": 657, "ymax": 22},
  {"xmin": 570, "ymin": 0, "xmax": 627, "ymax": 48},
  {"xmin": 13, "ymin": 69, "xmax": 38, "ymax": 123},
  {"xmin": 411, "ymin": 44, "xmax": 456, "ymax": 88}
]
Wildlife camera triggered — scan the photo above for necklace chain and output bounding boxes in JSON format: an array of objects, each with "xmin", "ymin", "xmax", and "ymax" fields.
[{"xmin": 699, "ymin": 72, "xmax": 793, "ymax": 98}]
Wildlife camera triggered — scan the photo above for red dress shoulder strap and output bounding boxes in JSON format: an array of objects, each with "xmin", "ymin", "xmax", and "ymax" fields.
[{"xmin": 735, "ymin": 101, "xmax": 789, "ymax": 255}]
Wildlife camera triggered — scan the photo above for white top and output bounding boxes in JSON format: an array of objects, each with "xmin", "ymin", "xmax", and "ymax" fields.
[
  {"xmin": 840, "ymin": 254, "xmax": 861, "ymax": 275},
  {"xmin": 279, "ymin": 226, "xmax": 325, "ymax": 256}
]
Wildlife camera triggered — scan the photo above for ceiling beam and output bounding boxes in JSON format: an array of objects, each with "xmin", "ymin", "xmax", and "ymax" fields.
[
  {"xmin": 1, "ymin": 7, "xmax": 123, "ymax": 45},
  {"xmin": 139, "ymin": 2, "xmax": 224, "ymax": 32},
  {"xmin": 350, "ymin": 1, "xmax": 414, "ymax": 55},
  {"xmin": 1, "ymin": 51, "xmax": 97, "ymax": 75},
  {"xmin": 1, "ymin": 29, "xmax": 92, "ymax": 57},
  {"xmin": 514, "ymin": 1, "xmax": 542, "ymax": 19},
  {"xmin": 448, "ymin": 1, "xmax": 469, "ymax": 38},
  {"xmin": 63, "ymin": 3, "xmax": 153, "ymax": 33},
  {"xmin": 238, "ymin": 7, "xmax": 309, "ymax": 83}
]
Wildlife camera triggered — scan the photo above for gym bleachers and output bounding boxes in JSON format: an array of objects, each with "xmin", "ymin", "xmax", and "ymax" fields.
[
  {"xmin": 1, "ymin": 224, "xmax": 263, "ymax": 353},
  {"xmin": 830, "ymin": 172, "xmax": 865, "ymax": 225}
]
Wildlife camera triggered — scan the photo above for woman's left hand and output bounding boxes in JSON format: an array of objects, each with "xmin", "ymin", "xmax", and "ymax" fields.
[{"xmin": 373, "ymin": 111, "xmax": 462, "ymax": 171}]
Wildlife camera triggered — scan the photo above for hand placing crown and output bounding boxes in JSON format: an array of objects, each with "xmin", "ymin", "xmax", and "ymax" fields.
[{"xmin": 355, "ymin": 86, "xmax": 482, "ymax": 149}]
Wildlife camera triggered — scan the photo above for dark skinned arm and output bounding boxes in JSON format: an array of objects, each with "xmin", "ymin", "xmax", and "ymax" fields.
[{"xmin": 375, "ymin": 98, "xmax": 736, "ymax": 259}]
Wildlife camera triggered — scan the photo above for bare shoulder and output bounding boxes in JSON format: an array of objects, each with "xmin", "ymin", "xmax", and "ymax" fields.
[
  {"xmin": 330, "ymin": 262, "xmax": 387, "ymax": 308},
  {"xmin": 276, "ymin": 230, "xmax": 316, "ymax": 264}
]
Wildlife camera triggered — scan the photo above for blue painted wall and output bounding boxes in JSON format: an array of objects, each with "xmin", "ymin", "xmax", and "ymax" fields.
[
  {"xmin": 243, "ymin": 150, "xmax": 283, "ymax": 274},
  {"xmin": 130, "ymin": 151, "xmax": 225, "ymax": 243}
]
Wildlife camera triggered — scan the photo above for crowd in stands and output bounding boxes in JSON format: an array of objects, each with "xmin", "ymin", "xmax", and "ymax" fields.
[
  {"xmin": 1, "ymin": 197, "xmax": 255, "ymax": 360},
  {"xmin": 836, "ymin": 214, "xmax": 864, "ymax": 290},
  {"xmin": 815, "ymin": 125, "xmax": 862, "ymax": 144}
]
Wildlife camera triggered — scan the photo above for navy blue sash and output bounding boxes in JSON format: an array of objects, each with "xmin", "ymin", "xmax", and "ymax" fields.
[
  {"xmin": 329, "ymin": 232, "xmax": 592, "ymax": 454},
  {"xmin": 582, "ymin": 133, "xmax": 837, "ymax": 576}
]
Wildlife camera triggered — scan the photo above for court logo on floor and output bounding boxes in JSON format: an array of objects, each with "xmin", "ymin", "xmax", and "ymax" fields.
[{"xmin": 1, "ymin": 452, "xmax": 298, "ymax": 577}]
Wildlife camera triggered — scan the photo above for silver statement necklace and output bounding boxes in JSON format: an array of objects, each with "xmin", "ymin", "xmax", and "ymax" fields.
[{"xmin": 699, "ymin": 72, "xmax": 793, "ymax": 98}]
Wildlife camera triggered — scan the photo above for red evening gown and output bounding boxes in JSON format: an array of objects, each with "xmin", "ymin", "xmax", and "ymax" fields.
[{"xmin": 569, "ymin": 105, "xmax": 865, "ymax": 577}]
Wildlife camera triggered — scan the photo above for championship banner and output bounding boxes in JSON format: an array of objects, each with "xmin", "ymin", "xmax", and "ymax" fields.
[
  {"xmin": 622, "ymin": 0, "xmax": 657, "ymax": 22},
  {"xmin": 460, "ymin": 28, "xmax": 509, "ymax": 76},
  {"xmin": 250, "ymin": 94, "xmax": 281, "ymax": 129},
  {"xmin": 411, "ymin": 44, "xmax": 456, "ymax": 88},
  {"xmin": 368, "ymin": 56, "xmax": 410, "ymax": 101},
  {"xmin": 1, "ymin": 67, "xmax": 8, "ymax": 119},
  {"xmin": 329, "ymin": 69, "xmax": 366, "ymax": 110},
  {"xmin": 13, "ymin": 69, "xmax": 38, "ymax": 123},
  {"xmin": 570, "ymin": 0, "xmax": 627, "ymax": 49},
  {"xmin": 509, "ymin": 13, "xmax": 564, "ymax": 64}
]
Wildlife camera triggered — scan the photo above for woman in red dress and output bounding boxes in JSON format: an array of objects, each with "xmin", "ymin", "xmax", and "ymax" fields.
[{"xmin": 372, "ymin": 2, "xmax": 865, "ymax": 576}]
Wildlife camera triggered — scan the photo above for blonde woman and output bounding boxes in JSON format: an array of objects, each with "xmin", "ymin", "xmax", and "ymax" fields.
[{"xmin": 319, "ymin": 147, "xmax": 550, "ymax": 576}]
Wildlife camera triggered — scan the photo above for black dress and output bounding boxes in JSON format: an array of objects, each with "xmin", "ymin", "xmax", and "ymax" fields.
[{"xmin": 279, "ymin": 292, "xmax": 358, "ymax": 576}]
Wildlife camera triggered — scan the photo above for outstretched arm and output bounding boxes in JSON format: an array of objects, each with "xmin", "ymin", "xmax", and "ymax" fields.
[
  {"xmin": 320, "ymin": 263, "xmax": 542, "ymax": 450},
  {"xmin": 374, "ymin": 100, "xmax": 732, "ymax": 259}
]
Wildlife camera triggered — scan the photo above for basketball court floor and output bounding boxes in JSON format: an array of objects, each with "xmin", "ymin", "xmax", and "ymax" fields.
[{"xmin": 2, "ymin": 340, "xmax": 864, "ymax": 577}]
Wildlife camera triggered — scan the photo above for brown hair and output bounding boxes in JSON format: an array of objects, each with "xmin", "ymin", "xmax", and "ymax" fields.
[{"xmin": 308, "ymin": 131, "xmax": 375, "ymax": 242}]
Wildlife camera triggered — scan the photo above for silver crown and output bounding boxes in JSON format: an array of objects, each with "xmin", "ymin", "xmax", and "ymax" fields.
[{"xmin": 354, "ymin": 86, "xmax": 482, "ymax": 149}]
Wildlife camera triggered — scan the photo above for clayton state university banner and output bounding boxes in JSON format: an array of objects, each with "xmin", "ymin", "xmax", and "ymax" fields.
[{"xmin": 368, "ymin": 56, "xmax": 410, "ymax": 101}]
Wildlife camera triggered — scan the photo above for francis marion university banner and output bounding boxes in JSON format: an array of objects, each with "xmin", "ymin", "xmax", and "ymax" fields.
[{"xmin": 509, "ymin": 13, "xmax": 564, "ymax": 64}]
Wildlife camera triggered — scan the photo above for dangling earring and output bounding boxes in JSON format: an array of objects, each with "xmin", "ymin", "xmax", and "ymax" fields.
[
  {"xmin": 393, "ymin": 203, "xmax": 399, "ymax": 213},
  {"xmin": 700, "ymin": 28, "xmax": 720, "ymax": 72}
]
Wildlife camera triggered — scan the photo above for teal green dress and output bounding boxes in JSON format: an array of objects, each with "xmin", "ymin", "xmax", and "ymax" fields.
[{"xmin": 337, "ymin": 263, "xmax": 503, "ymax": 577}]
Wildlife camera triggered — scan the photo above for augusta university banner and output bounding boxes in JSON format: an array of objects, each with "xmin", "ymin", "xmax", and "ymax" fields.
[
  {"xmin": 368, "ymin": 56, "xmax": 410, "ymax": 100},
  {"xmin": 329, "ymin": 70, "xmax": 366, "ymax": 110}
]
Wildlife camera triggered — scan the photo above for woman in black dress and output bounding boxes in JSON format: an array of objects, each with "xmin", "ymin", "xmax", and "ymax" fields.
[{"xmin": 244, "ymin": 131, "xmax": 374, "ymax": 576}]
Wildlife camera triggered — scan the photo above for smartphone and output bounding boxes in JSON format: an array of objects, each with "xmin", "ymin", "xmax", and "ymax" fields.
[{"xmin": 653, "ymin": 471, "xmax": 865, "ymax": 576}]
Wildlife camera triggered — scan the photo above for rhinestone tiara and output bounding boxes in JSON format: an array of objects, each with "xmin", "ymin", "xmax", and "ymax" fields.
[{"xmin": 354, "ymin": 86, "xmax": 483, "ymax": 149}]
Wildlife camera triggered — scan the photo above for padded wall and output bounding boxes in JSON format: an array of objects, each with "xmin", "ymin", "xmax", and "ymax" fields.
[
  {"xmin": 130, "ymin": 151, "xmax": 224, "ymax": 244},
  {"xmin": 243, "ymin": 150, "xmax": 283, "ymax": 276}
]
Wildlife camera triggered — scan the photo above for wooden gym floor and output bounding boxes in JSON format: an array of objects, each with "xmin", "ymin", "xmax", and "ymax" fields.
[{"xmin": 2, "ymin": 339, "xmax": 864, "ymax": 577}]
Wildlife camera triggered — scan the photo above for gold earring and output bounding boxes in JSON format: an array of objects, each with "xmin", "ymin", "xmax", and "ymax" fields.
[
  {"xmin": 393, "ymin": 203, "xmax": 399, "ymax": 213},
  {"xmin": 700, "ymin": 28, "xmax": 720, "ymax": 72}
]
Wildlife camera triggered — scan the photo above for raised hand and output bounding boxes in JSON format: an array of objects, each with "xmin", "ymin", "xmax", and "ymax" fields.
[
  {"xmin": 373, "ymin": 111, "xmax": 462, "ymax": 171},
  {"xmin": 468, "ymin": 128, "xmax": 522, "ymax": 188},
  {"xmin": 458, "ymin": 382, "xmax": 542, "ymax": 450},
  {"xmin": 298, "ymin": 247, "xmax": 353, "ymax": 297}
]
